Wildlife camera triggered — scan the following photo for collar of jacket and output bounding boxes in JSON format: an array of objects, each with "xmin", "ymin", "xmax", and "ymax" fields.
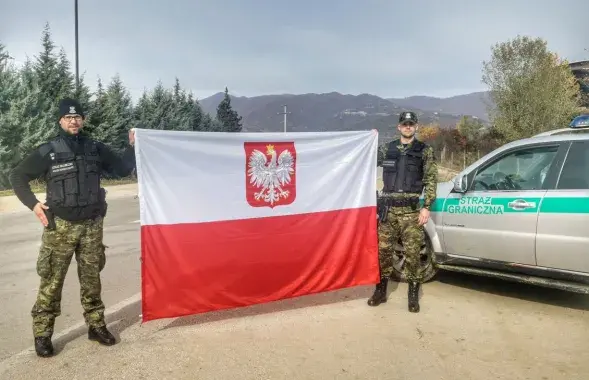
[
  {"xmin": 57, "ymin": 127, "xmax": 88, "ymax": 142},
  {"xmin": 396, "ymin": 138, "xmax": 416, "ymax": 150}
]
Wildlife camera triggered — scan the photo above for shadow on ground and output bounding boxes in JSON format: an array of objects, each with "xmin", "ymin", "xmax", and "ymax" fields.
[
  {"xmin": 50, "ymin": 299, "xmax": 142, "ymax": 355},
  {"xmin": 160, "ymin": 282, "xmax": 391, "ymax": 331},
  {"xmin": 50, "ymin": 269, "xmax": 589, "ymax": 354},
  {"xmin": 434, "ymin": 271, "xmax": 589, "ymax": 311}
]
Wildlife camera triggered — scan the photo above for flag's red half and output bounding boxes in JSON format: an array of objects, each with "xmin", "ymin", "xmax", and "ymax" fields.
[{"xmin": 140, "ymin": 206, "xmax": 379, "ymax": 322}]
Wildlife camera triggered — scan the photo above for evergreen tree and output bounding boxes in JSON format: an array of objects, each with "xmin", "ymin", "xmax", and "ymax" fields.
[
  {"xmin": 56, "ymin": 47, "xmax": 75, "ymax": 98},
  {"xmin": 84, "ymin": 77, "xmax": 107, "ymax": 137},
  {"xmin": 19, "ymin": 22, "xmax": 79, "ymax": 154},
  {"xmin": 0, "ymin": 23, "xmax": 258, "ymax": 190},
  {"xmin": 150, "ymin": 80, "xmax": 175, "ymax": 130},
  {"xmin": 186, "ymin": 93, "xmax": 205, "ymax": 131},
  {"xmin": 94, "ymin": 74, "xmax": 134, "ymax": 151},
  {"xmin": 168, "ymin": 77, "xmax": 192, "ymax": 131},
  {"xmin": 133, "ymin": 89, "xmax": 155, "ymax": 129},
  {"xmin": 74, "ymin": 72, "xmax": 94, "ymax": 133},
  {"xmin": 0, "ymin": 43, "xmax": 22, "ymax": 187},
  {"xmin": 15, "ymin": 57, "xmax": 52, "ymax": 157},
  {"xmin": 216, "ymin": 87, "xmax": 242, "ymax": 132},
  {"xmin": 0, "ymin": 43, "xmax": 15, "ymax": 114}
]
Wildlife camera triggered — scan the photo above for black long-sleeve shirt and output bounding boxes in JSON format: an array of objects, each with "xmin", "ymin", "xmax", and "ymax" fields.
[{"xmin": 9, "ymin": 129, "xmax": 136, "ymax": 221}]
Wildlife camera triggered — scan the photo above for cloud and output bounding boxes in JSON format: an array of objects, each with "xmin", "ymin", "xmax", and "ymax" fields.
[{"xmin": 1, "ymin": 0, "xmax": 586, "ymax": 100}]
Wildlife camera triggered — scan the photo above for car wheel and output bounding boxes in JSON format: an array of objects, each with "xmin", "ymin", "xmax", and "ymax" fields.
[{"xmin": 389, "ymin": 233, "xmax": 438, "ymax": 283}]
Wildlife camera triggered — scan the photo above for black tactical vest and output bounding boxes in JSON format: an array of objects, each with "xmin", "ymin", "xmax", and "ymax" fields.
[
  {"xmin": 381, "ymin": 139, "xmax": 426, "ymax": 194},
  {"xmin": 40, "ymin": 136, "xmax": 102, "ymax": 208}
]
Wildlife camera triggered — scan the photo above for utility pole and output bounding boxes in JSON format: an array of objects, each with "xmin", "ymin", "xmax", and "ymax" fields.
[
  {"xmin": 74, "ymin": 0, "xmax": 79, "ymax": 96},
  {"xmin": 277, "ymin": 104, "xmax": 291, "ymax": 132}
]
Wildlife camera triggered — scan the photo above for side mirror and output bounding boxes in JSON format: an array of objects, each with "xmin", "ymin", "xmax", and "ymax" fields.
[{"xmin": 453, "ymin": 175, "xmax": 468, "ymax": 193}]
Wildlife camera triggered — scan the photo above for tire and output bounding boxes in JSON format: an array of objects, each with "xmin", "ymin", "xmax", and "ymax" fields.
[{"xmin": 389, "ymin": 233, "xmax": 438, "ymax": 283}]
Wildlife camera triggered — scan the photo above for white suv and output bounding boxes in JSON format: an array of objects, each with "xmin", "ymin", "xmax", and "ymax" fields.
[{"xmin": 394, "ymin": 115, "xmax": 589, "ymax": 294}]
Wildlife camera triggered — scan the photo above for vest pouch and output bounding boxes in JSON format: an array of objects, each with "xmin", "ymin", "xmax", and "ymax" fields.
[
  {"xmin": 384, "ymin": 140, "xmax": 427, "ymax": 193},
  {"xmin": 63, "ymin": 171, "xmax": 80, "ymax": 207},
  {"xmin": 404, "ymin": 152, "xmax": 424, "ymax": 192},
  {"xmin": 405, "ymin": 151, "xmax": 423, "ymax": 171},
  {"xmin": 381, "ymin": 159, "xmax": 397, "ymax": 192},
  {"xmin": 82, "ymin": 158, "xmax": 101, "ymax": 206},
  {"xmin": 411, "ymin": 179, "xmax": 424, "ymax": 193},
  {"xmin": 48, "ymin": 161, "xmax": 79, "ymax": 207}
]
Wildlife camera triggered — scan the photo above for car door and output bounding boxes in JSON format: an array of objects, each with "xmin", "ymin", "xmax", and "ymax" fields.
[
  {"xmin": 535, "ymin": 140, "xmax": 589, "ymax": 273},
  {"xmin": 441, "ymin": 141, "xmax": 564, "ymax": 265}
]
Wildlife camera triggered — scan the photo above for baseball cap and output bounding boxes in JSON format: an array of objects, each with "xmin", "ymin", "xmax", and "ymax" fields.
[{"xmin": 399, "ymin": 111, "xmax": 418, "ymax": 125}]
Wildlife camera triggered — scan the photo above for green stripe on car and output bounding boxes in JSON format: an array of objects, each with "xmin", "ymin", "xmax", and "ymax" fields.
[{"xmin": 421, "ymin": 196, "xmax": 589, "ymax": 214}]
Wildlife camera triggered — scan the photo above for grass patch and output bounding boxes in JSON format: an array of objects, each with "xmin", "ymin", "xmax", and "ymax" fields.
[{"xmin": 0, "ymin": 177, "xmax": 138, "ymax": 197}]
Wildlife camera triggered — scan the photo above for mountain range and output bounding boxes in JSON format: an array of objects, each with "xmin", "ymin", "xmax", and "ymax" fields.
[{"xmin": 198, "ymin": 90, "xmax": 494, "ymax": 141}]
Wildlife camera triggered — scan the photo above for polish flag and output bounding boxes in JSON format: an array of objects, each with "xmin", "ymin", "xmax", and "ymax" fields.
[{"xmin": 134, "ymin": 128, "xmax": 380, "ymax": 322}]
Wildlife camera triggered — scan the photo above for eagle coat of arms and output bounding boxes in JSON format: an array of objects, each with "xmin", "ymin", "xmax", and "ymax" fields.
[{"xmin": 244, "ymin": 142, "xmax": 296, "ymax": 208}]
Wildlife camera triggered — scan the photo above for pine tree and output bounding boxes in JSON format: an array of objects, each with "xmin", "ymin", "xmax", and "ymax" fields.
[
  {"xmin": 75, "ymin": 72, "xmax": 94, "ymax": 132},
  {"xmin": 168, "ymin": 77, "xmax": 192, "ymax": 131},
  {"xmin": 2, "ymin": 22, "xmax": 259, "ymax": 189},
  {"xmin": 150, "ymin": 80, "xmax": 175, "ymax": 130},
  {"xmin": 0, "ymin": 42, "xmax": 15, "ymax": 114},
  {"xmin": 215, "ymin": 87, "xmax": 242, "ymax": 132},
  {"xmin": 94, "ymin": 74, "xmax": 133, "ymax": 152},
  {"xmin": 186, "ymin": 93, "xmax": 205, "ymax": 131},
  {"xmin": 15, "ymin": 57, "xmax": 51, "ymax": 157},
  {"xmin": 85, "ymin": 77, "xmax": 107, "ymax": 138},
  {"xmin": 0, "ymin": 43, "xmax": 22, "ymax": 188},
  {"xmin": 133, "ymin": 90, "xmax": 154, "ymax": 129},
  {"xmin": 56, "ymin": 47, "xmax": 75, "ymax": 98},
  {"xmin": 18, "ymin": 23, "xmax": 80, "ymax": 154}
]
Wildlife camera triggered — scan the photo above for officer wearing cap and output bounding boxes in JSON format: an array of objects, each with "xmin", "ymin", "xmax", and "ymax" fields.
[
  {"xmin": 9, "ymin": 98, "xmax": 136, "ymax": 357},
  {"xmin": 368, "ymin": 110, "xmax": 437, "ymax": 312}
]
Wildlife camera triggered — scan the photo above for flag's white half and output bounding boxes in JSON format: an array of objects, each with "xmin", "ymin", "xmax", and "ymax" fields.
[{"xmin": 134, "ymin": 129, "xmax": 378, "ymax": 226}]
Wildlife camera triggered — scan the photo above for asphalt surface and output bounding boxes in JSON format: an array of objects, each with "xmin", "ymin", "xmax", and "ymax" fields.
[
  {"xmin": 0, "ymin": 196, "xmax": 141, "ymax": 361},
  {"xmin": 1, "ymin": 189, "xmax": 589, "ymax": 379}
]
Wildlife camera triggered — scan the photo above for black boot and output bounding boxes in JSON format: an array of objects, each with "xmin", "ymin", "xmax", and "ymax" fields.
[
  {"xmin": 88, "ymin": 326, "xmax": 116, "ymax": 346},
  {"xmin": 367, "ymin": 278, "xmax": 388, "ymax": 306},
  {"xmin": 408, "ymin": 281, "xmax": 420, "ymax": 313},
  {"xmin": 34, "ymin": 336, "xmax": 54, "ymax": 357}
]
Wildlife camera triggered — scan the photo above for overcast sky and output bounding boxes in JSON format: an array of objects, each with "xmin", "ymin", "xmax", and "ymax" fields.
[{"xmin": 1, "ymin": 0, "xmax": 587, "ymax": 101}]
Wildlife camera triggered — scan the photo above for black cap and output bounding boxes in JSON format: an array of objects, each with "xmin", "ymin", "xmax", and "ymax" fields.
[
  {"xmin": 399, "ymin": 111, "xmax": 418, "ymax": 125},
  {"xmin": 58, "ymin": 98, "xmax": 85, "ymax": 120}
]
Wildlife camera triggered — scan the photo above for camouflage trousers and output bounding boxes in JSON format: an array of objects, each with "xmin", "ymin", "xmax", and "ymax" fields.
[
  {"xmin": 377, "ymin": 210, "xmax": 425, "ymax": 283},
  {"xmin": 32, "ymin": 216, "xmax": 107, "ymax": 337}
]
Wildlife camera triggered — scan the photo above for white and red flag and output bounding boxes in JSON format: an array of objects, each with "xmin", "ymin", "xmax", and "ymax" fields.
[{"xmin": 134, "ymin": 128, "xmax": 380, "ymax": 322}]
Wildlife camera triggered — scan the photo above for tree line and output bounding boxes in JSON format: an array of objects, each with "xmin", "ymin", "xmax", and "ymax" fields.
[
  {"xmin": 1, "ymin": 24, "xmax": 588, "ymax": 190},
  {"xmin": 0, "ymin": 24, "xmax": 243, "ymax": 190}
]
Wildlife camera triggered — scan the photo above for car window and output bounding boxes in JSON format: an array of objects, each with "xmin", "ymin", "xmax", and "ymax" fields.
[
  {"xmin": 472, "ymin": 145, "xmax": 559, "ymax": 191},
  {"xmin": 556, "ymin": 141, "xmax": 589, "ymax": 190}
]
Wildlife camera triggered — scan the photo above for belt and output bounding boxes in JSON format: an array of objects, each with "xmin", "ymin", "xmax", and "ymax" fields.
[{"xmin": 378, "ymin": 195, "xmax": 420, "ymax": 208}]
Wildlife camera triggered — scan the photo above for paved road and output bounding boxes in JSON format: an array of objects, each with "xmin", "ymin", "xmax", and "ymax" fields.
[
  {"xmin": 0, "ymin": 196, "xmax": 141, "ymax": 361},
  {"xmin": 1, "ymin": 194, "xmax": 589, "ymax": 378},
  {"xmin": 2, "ymin": 267, "xmax": 589, "ymax": 379}
]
